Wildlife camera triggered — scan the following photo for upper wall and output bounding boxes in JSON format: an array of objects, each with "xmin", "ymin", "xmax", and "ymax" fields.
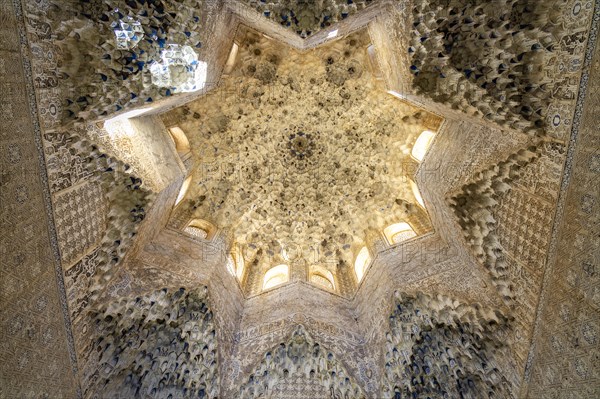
[
  {"xmin": 367, "ymin": 1, "xmax": 413, "ymax": 94},
  {"xmin": 525, "ymin": 9, "xmax": 600, "ymax": 398},
  {"xmin": 100, "ymin": 115, "xmax": 184, "ymax": 192},
  {"xmin": 0, "ymin": 0, "xmax": 79, "ymax": 395}
]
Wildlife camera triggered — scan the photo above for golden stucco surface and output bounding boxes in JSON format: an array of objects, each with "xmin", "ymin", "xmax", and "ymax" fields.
[{"xmin": 163, "ymin": 28, "xmax": 441, "ymax": 280}]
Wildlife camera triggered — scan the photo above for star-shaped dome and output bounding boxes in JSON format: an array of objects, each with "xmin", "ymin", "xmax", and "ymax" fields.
[
  {"xmin": 4, "ymin": 0, "xmax": 598, "ymax": 398},
  {"xmin": 162, "ymin": 26, "xmax": 442, "ymax": 296}
]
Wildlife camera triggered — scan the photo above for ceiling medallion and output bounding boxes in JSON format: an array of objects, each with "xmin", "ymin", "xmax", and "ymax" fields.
[
  {"xmin": 286, "ymin": 130, "xmax": 319, "ymax": 171},
  {"xmin": 289, "ymin": 131, "xmax": 313, "ymax": 159}
]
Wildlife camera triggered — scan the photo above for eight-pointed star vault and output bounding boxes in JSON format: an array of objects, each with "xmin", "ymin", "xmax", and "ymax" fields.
[{"xmin": 161, "ymin": 26, "xmax": 443, "ymax": 296}]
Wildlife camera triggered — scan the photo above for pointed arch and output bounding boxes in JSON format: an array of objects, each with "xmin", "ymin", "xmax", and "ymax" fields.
[
  {"xmin": 263, "ymin": 264, "xmax": 289, "ymax": 290},
  {"xmin": 229, "ymin": 244, "xmax": 245, "ymax": 280},
  {"xmin": 184, "ymin": 218, "xmax": 217, "ymax": 240},
  {"xmin": 309, "ymin": 265, "xmax": 335, "ymax": 290},
  {"xmin": 354, "ymin": 246, "xmax": 371, "ymax": 283},
  {"xmin": 383, "ymin": 222, "xmax": 417, "ymax": 245},
  {"xmin": 167, "ymin": 126, "xmax": 191, "ymax": 155},
  {"xmin": 411, "ymin": 130, "xmax": 436, "ymax": 162}
]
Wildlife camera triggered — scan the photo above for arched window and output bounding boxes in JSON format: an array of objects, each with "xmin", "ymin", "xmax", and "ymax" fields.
[
  {"xmin": 183, "ymin": 219, "xmax": 216, "ymax": 240},
  {"xmin": 175, "ymin": 175, "xmax": 192, "ymax": 206},
  {"xmin": 168, "ymin": 126, "xmax": 191, "ymax": 155},
  {"xmin": 384, "ymin": 222, "xmax": 417, "ymax": 245},
  {"xmin": 311, "ymin": 274, "xmax": 334, "ymax": 290},
  {"xmin": 410, "ymin": 179, "xmax": 425, "ymax": 209},
  {"xmin": 263, "ymin": 264, "xmax": 289, "ymax": 290},
  {"xmin": 354, "ymin": 246, "xmax": 371, "ymax": 283},
  {"xmin": 310, "ymin": 267, "xmax": 335, "ymax": 290},
  {"xmin": 411, "ymin": 130, "xmax": 436, "ymax": 162}
]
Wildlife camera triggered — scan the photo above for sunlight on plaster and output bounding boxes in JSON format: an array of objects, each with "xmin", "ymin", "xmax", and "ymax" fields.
[
  {"xmin": 367, "ymin": 44, "xmax": 383, "ymax": 79},
  {"xmin": 104, "ymin": 118, "xmax": 134, "ymax": 138},
  {"xmin": 384, "ymin": 222, "xmax": 417, "ymax": 245},
  {"xmin": 388, "ymin": 90, "xmax": 407, "ymax": 100},
  {"xmin": 282, "ymin": 247, "xmax": 290, "ymax": 261},
  {"xmin": 104, "ymin": 108, "xmax": 153, "ymax": 138},
  {"xmin": 411, "ymin": 130, "xmax": 436, "ymax": 162},
  {"xmin": 175, "ymin": 176, "xmax": 192, "ymax": 206},
  {"xmin": 226, "ymin": 255, "xmax": 236, "ymax": 276},
  {"xmin": 231, "ymin": 245, "xmax": 245, "ymax": 280},
  {"xmin": 109, "ymin": 107, "xmax": 153, "ymax": 121},
  {"xmin": 168, "ymin": 126, "xmax": 191, "ymax": 154},
  {"xmin": 410, "ymin": 179, "xmax": 425, "ymax": 208},
  {"xmin": 157, "ymin": 27, "xmax": 441, "ymax": 296},
  {"xmin": 263, "ymin": 264, "xmax": 289, "ymax": 290},
  {"xmin": 354, "ymin": 246, "xmax": 371, "ymax": 283},
  {"xmin": 223, "ymin": 43, "xmax": 239, "ymax": 75},
  {"xmin": 235, "ymin": 255, "xmax": 245, "ymax": 281}
]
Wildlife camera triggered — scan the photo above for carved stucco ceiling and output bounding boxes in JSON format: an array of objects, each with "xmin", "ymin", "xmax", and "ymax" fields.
[
  {"xmin": 162, "ymin": 27, "xmax": 442, "ymax": 279},
  {"xmin": 8, "ymin": 0, "xmax": 597, "ymax": 397},
  {"xmin": 242, "ymin": 0, "xmax": 377, "ymax": 38}
]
